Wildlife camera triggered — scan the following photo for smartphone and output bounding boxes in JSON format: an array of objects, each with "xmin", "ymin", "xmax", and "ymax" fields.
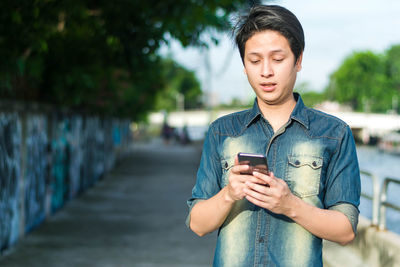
[{"xmin": 237, "ymin": 152, "xmax": 269, "ymax": 175}]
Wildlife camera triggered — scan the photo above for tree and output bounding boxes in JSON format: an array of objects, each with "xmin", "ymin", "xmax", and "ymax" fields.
[
  {"xmin": 386, "ymin": 45, "xmax": 400, "ymax": 91},
  {"xmin": 0, "ymin": 0, "xmax": 251, "ymax": 120},
  {"xmin": 0, "ymin": 1, "xmax": 60, "ymax": 100},
  {"xmin": 294, "ymin": 81, "xmax": 326, "ymax": 108},
  {"xmin": 386, "ymin": 45, "xmax": 400, "ymax": 113},
  {"xmin": 326, "ymin": 51, "xmax": 393, "ymax": 112},
  {"xmin": 154, "ymin": 59, "xmax": 203, "ymax": 112}
]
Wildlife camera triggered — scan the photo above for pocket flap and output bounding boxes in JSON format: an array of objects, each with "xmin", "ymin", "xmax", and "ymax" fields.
[
  {"xmin": 288, "ymin": 155, "xmax": 322, "ymax": 170},
  {"xmin": 221, "ymin": 157, "xmax": 235, "ymax": 171}
]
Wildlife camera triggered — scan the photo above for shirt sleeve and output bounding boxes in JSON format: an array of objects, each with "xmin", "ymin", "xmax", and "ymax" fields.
[
  {"xmin": 186, "ymin": 124, "xmax": 223, "ymax": 228},
  {"xmin": 329, "ymin": 203, "xmax": 359, "ymax": 234},
  {"xmin": 324, "ymin": 125, "xmax": 361, "ymax": 233}
]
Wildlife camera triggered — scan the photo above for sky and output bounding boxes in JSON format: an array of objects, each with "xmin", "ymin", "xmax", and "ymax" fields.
[{"xmin": 159, "ymin": 0, "xmax": 400, "ymax": 104}]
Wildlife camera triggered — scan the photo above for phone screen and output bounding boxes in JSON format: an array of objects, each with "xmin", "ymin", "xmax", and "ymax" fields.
[{"xmin": 237, "ymin": 152, "xmax": 268, "ymax": 174}]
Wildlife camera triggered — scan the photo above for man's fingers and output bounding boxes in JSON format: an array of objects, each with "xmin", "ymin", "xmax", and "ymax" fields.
[
  {"xmin": 231, "ymin": 164, "xmax": 251, "ymax": 175},
  {"xmin": 244, "ymin": 184, "xmax": 271, "ymax": 202},
  {"xmin": 245, "ymin": 180, "xmax": 270, "ymax": 195},
  {"xmin": 247, "ymin": 176, "xmax": 268, "ymax": 185},
  {"xmin": 246, "ymin": 193, "xmax": 269, "ymax": 207},
  {"xmin": 253, "ymin": 171, "xmax": 277, "ymax": 186}
]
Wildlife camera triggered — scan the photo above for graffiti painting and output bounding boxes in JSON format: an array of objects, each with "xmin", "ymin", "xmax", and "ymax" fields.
[{"xmin": 0, "ymin": 113, "xmax": 21, "ymax": 252}]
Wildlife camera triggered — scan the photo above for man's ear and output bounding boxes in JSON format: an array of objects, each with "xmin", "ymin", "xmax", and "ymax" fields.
[
  {"xmin": 295, "ymin": 53, "xmax": 303, "ymax": 72},
  {"xmin": 243, "ymin": 67, "xmax": 247, "ymax": 75}
]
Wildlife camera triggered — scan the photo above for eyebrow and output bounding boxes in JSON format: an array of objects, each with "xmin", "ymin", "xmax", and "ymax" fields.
[
  {"xmin": 271, "ymin": 49, "xmax": 285, "ymax": 54},
  {"xmin": 246, "ymin": 49, "xmax": 286, "ymax": 56}
]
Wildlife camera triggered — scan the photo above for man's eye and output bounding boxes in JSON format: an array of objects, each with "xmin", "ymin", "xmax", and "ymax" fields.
[
  {"xmin": 251, "ymin": 60, "xmax": 260, "ymax": 64},
  {"xmin": 274, "ymin": 58, "xmax": 284, "ymax": 62}
]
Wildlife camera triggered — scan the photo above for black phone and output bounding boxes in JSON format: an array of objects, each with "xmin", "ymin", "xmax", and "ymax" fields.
[{"xmin": 237, "ymin": 152, "xmax": 268, "ymax": 174}]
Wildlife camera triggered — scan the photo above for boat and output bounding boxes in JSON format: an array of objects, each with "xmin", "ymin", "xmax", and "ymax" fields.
[{"xmin": 378, "ymin": 130, "xmax": 400, "ymax": 155}]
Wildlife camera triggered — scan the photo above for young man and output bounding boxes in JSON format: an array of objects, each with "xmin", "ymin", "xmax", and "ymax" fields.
[{"xmin": 186, "ymin": 5, "xmax": 360, "ymax": 267}]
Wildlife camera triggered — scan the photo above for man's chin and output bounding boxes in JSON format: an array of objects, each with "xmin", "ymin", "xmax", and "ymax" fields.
[{"xmin": 256, "ymin": 93, "xmax": 295, "ymax": 107}]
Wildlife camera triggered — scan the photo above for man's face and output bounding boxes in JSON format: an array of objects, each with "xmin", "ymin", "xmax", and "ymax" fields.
[{"xmin": 243, "ymin": 30, "xmax": 302, "ymax": 108}]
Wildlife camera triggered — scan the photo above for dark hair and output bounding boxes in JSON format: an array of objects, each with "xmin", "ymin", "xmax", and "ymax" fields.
[{"xmin": 234, "ymin": 5, "xmax": 305, "ymax": 64}]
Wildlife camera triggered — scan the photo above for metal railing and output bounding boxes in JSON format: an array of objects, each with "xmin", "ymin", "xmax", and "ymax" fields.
[
  {"xmin": 360, "ymin": 170, "xmax": 380, "ymax": 226},
  {"xmin": 379, "ymin": 177, "xmax": 400, "ymax": 230},
  {"xmin": 361, "ymin": 170, "xmax": 400, "ymax": 230}
]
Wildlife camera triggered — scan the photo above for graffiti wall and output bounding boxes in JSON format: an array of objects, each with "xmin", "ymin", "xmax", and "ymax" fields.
[
  {"xmin": 68, "ymin": 116, "xmax": 83, "ymax": 199},
  {"xmin": 24, "ymin": 114, "xmax": 48, "ymax": 233},
  {"xmin": 50, "ymin": 114, "xmax": 69, "ymax": 213},
  {"xmin": 81, "ymin": 117, "xmax": 102, "ymax": 191},
  {"xmin": 0, "ymin": 113, "xmax": 21, "ymax": 251},
  {"xmin": 0, "ymin": 108, "xmax": 131, "ymax": 253}
]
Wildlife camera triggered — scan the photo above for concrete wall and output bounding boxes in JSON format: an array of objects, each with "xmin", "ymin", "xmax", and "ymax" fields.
[
  {"xmin": 323, "ymin": 216, "xmax": 400, "ymax": 267},
  {"xmin": 0, "ymin": 105, "xmax": 131, "ymax": 254}
]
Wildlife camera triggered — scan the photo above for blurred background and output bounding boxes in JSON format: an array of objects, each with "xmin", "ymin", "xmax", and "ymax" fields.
[
  {"xmin": 1, "ymin": 0, "xmax": 400, "ymax": 266},
  {"xmin": 2, "ymin": 0, "xmax": 400, "ymax": 118}
]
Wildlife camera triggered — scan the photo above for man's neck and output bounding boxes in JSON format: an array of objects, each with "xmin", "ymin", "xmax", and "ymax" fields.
[{"xmin": 257, "ymin": 96, "xmax": 297, "ymax": 132}]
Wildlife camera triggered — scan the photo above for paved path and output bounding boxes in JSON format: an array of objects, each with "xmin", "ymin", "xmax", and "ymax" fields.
[{"xmin": 0, "ymin": 141, "xmax": 216, "ymax": 267}]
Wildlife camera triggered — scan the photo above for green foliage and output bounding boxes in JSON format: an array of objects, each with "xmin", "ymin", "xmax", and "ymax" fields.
[
  {"xmin": 216, "ymin": 97, "xmax": 253, "ymax": 109},
  {"xmin": 0, "ymin": 1, "xmax": 59, "ymax": 99},
  {"xmin": 154, "ymin": 59, "xmax": 203, "ymax": 111},
  {"xmin": 386, "ymin": 45, "xmax": 400, "ymax": 91},
  {"xmin": 298, "ymin": 91, "xmax": 326, "ymax": 108},
  {"xmin": 0, "ymin": 0, "xmax": 250, "ymax": 120},
  {"xmin": 326, "ymin": 50, "xmax": 397, "ymax": 113},
  {"xmin": 294, "ymin": 81, "xmax": 326, "ymax": 108}
]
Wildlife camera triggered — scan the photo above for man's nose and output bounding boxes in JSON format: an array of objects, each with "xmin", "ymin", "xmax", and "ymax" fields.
[{"xmin": 261, "ymin": 61, "xmax": 273, "ymax": 77}]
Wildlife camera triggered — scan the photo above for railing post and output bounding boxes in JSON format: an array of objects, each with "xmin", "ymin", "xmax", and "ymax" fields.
[
  {"xmin": 372, "ymin": 173, "xmax": 381, "ymax": 227},
  {"xmin": 379, "ymin": 178, "xmax": 389, "ymax": 230},
  {"xmin": 360, "ymin": 171, "xmax": 400, "ymax": 232},
  {"xmin": 361, "ymin": 170, "xmax": 380, "ymax": 226}
]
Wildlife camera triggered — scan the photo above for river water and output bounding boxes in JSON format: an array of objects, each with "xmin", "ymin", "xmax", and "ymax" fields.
[{"xmin": 357, "ymin": 145, "xmax": 400, "ymax": 234}]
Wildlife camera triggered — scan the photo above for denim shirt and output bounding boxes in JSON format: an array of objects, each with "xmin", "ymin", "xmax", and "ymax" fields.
[{"xmin": 187, "ymin": 93, "xmax": 361, "ymax": 267}]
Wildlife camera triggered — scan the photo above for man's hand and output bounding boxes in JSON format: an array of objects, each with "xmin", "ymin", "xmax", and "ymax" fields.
[
  {"xmin": 244, "ymin": 171, "xmax": 297, "ymax": 216},
  {"xmin": 225, "ymin": 156, "xmax": 267, "ymax": 202}
]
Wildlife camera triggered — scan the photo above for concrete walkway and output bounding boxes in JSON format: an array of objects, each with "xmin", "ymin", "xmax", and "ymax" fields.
[
  {"xmin": 0, "ymin": 140, "xmax": 217, "ymax": 267},
  {"xmin": 2, "ymin": 139, "xmax": 377, "ymax": 267}
]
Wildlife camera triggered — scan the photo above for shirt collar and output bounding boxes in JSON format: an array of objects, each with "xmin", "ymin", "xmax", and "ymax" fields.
[
  {"xmin": 290, "ymin": 93, "xmax": 310, "ymax": 130},
  {"xmin": 245, "ymin": 99, "xmax": 263, "ymax": 128},
  {"xmin": 244, "ymin": 92, "xmax": 309, "ymax": 130}
]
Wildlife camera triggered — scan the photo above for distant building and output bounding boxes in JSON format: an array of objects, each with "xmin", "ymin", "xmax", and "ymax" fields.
[{"xmin": 314, "ymin": 101, "xmax": 352, "ymax": 113}]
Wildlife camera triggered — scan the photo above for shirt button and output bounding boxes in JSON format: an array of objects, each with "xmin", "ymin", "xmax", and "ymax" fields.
[
  {"xmin": 258, "ymin": 236, "xmax": 265, "ymax": 243},
  {"xmin": 312, "ymin": 161, "xmax": 317, "ymax": 167},
  {"xmin": 224, "ymin": 162, "xmax": 228, "ymax": 168},
  {"xmin": 295, "ymin": 160, "xmax": 300, "ymax": 165}
]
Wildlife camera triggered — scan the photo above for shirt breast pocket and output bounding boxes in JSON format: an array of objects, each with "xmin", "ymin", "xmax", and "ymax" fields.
[
  {"xmin": 221, "ymin": 157, "xmax": 234, "ymax": 187},
  {"xmin": 285, "ymin": 155, "xmax": 323, "ymax": 198}
]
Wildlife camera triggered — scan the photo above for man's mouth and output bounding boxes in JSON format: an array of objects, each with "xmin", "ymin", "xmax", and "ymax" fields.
[{"xmin": 260, "ymin": 82, "xmax": 277, "ymax": 92}]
